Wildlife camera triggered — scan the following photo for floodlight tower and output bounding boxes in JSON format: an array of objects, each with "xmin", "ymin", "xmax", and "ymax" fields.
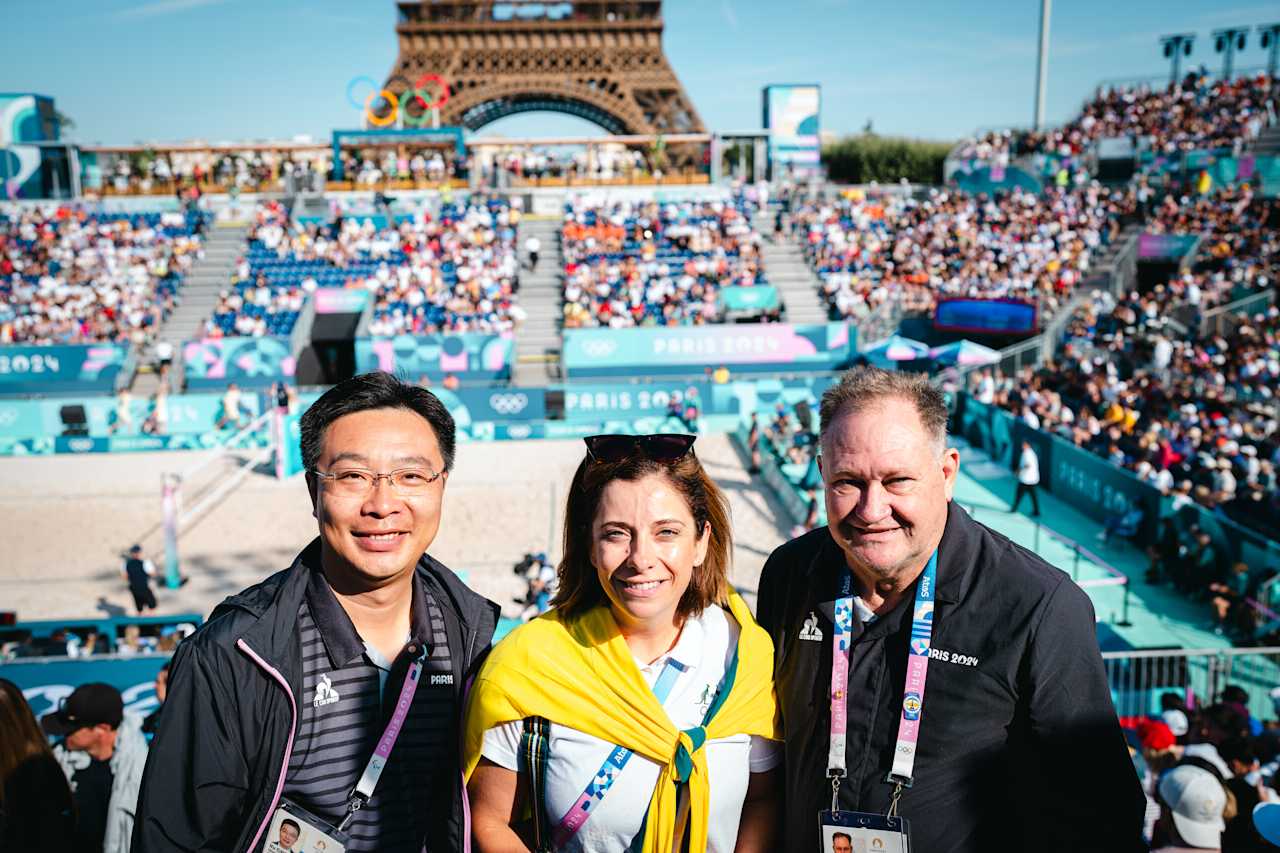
[
  {"xmin": 1159, "ymin": 33, "xmax": 1195, "ymax": 86},
  {"xmin": 1259, "ymin": 23, "xmax": 1280, "ymax": 79},
  {"xmin": 1212, "ymin": 27, "xmax": 1249, "ymax": 80},
  {"xmin": 1033, "ymin": 0, "xmax": 1052, "ymax": 131}
]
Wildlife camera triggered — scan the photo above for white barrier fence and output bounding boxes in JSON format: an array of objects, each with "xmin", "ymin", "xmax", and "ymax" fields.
[{"xmin": 1102, "ymin": 646, "xmax": 1280, "ymax": 722}]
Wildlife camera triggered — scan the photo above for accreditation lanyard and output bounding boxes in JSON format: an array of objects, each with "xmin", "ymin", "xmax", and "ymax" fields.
[
  {"xmin": 551, "ymin": 657, "xmax": 687, "ymax": 849},
  {"xmin": 338, "ymin": 643, "xmax": 429, "ymax": 831},
  {"xmin": 827, "ymin": 550, "xmax": 938, "ymax": 811}
]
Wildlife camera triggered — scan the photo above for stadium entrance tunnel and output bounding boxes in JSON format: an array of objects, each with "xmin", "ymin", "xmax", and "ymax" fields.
[
  {"xmin": 459, "ymin": 94, "xmax": 631, "ymax": 135},
  {"xmin": 296, "ymin": 308, "xmax": 362, "ymax": 386}
]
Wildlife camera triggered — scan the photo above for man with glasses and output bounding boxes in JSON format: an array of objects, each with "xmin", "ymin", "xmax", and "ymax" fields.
[{"xmin": 134, "ymin": 371, "xmax": 500, "ymax": 853}]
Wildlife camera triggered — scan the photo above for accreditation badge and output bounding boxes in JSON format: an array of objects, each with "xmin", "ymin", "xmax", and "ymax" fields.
[
  {"xmin": 261, "ymin": 798, "xmax": 349, "ymax": 853},
  {"xmin": 818, "ymin": 810, "xmax": 910, "ymax": 853}
]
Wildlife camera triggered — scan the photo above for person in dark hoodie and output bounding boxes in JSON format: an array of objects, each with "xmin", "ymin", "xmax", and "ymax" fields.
[{"xmin": 133, "ymin": 371, "xmax": 499, "ymax": 853}]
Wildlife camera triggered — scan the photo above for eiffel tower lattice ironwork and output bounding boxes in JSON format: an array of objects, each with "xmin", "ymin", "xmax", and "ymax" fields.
[{"xmin": 384, "ymin": 1, "xmax": 706, "ymax": 137}]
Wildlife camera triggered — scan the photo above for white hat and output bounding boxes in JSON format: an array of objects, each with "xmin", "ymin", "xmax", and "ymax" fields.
[
  {"xmin": 1162, "ymin": 708, "xmax": 1189, "ymax": 736},
  {"xmin": 1158, "ymin": 764, "xmax": 1226, "ymax": 849}
]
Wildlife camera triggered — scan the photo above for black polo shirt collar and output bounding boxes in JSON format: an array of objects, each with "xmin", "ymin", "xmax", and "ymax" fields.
[
  {"xmin": 304, "ymin": 559, "xmax": 435, "ymax": 671},
  {"xmin": 803, "ymin": 503, "xmax": 975, "ymax": 640}
]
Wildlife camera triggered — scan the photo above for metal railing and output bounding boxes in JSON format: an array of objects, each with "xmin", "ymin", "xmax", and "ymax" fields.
[
  {"xmin": 962, "ymin": 500, "xmax": 1133, "ymax": 622},
  {"xmin": 1198, "ymin": 289, "xmax": 1277, "ymax": 337},
  {"xmin": 1103, "ymin": 646, "xmax": 1280, "ymax": 722}
]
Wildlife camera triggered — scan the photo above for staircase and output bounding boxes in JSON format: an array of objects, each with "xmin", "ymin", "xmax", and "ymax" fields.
[
  {"xmin": 512, "ymin": 217, "xmax": 564, "ymax": 386},
  {"xmin": 752, "ymin": 212, "xmax": 829, "ymax": 325},
  {"xmin": 1249, "ymin": 122, "xmax": 1280, "ymax": 156},
  {"xmin": 141, "ymin": 222, "xmax": 248, "ymax": 392}
]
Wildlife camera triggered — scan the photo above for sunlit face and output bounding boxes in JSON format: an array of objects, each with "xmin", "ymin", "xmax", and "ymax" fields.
[
  {"xmin": 591, "ymin": 473, "xmax": 709, "ymax": 634},
  {"xmin": 309, "ymin": 408, "xmax": 448, "ymax": 588},
  {"xmin": 820, "ymin": 397, "xmax": 958, "ymax": 588},
  {"xmin": 63, "ymin": 723, "xmax": 107, "ymax": 753}
]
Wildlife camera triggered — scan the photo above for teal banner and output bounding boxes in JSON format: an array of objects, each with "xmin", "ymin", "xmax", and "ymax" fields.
[
  {"xmin": 5, "ymin": 655, "xmax": 170, "ymax": 719},
  {"xmin": 355, "ymin": 334, "xmax": 513, "ymax": 382},
  {"xmin": 276, "ymin": 411, "xmax": 304, "ymax": 478},
  {"xmin": 182, "ymin": 337, "xmax": 296, "ymax": 389},
  {"xmin": 0, "ymin": 344, "xmax": 126, "ymax": 394},
  {"xmin": 955, "ymin": 394, "xmax": 1161, "ymax": 543},
  {"xmin": 1045, "ymin": 438, "xmax": 1161, "ymax": 540},
  {"xmin": 720, "ymin": 285, "xmax": 780, "ymax": 313},
  {"xmin": 0, "ymin": 392, "xmax": 263, "ymax": 440},
  {"xmin": 564, "ymin": 382, "xmax": 709, "ymax": 422},
  {"xmin": 563, "ymin": 322, "xmax": 854, "ymax": 378},
  {"xmin": 1138, "ymin": 233, "xmax": 1199, "ymax": 261}
]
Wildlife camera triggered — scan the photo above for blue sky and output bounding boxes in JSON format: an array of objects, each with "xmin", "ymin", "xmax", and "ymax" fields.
[{"xmin": 4, "ymin": 0, "xmax": 1277, "ymax": 145}]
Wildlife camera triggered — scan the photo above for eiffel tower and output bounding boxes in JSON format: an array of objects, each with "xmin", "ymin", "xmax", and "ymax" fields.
[{"xmin": 384, "ymin": 1, "xmax": 706, "ymax": 137}]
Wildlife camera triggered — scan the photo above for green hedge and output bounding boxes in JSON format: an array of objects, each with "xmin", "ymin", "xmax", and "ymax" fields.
[{"xmin": 822, "ymin": 134, "xmax": 953, "ymax": 185}]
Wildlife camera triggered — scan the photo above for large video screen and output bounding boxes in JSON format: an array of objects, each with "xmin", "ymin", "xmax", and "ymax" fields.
[
  {"xmin": 934, "ymin": 299, "xmax": 1038, "ymax": 335},
  {"xmin": 763, "ymin": 84, "xmax": 821, "ymax": 178}
]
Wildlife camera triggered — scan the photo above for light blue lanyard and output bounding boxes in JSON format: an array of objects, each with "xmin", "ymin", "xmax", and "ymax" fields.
[{"xmin": 550, "ymin": 657, "xmax": 687, "ymax": 849}]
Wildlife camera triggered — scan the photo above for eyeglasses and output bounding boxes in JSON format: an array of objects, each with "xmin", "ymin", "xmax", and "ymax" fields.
[
  {"xmin": 310, "ymin": 467, "xmax": 443, "ymax": 498},
  {"xmin": 583, "ymin": 433, "xmax": 697, "ymax": 464}
]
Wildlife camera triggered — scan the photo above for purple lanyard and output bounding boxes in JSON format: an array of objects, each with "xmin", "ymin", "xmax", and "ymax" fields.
[
  {"xmin": 339, "ymin": 645, "xmax": 428, "ymax": 831},
  {"xmin": 827, "ymin": 551, "xmax": 937, "ymax": 812}
]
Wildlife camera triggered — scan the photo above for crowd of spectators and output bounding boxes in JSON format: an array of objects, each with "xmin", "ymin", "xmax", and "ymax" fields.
[
  {"xmin": 206, "ymin": 197, "xmax": 524, "ymax": 338},
  {"xmin": 970, "ymin": 279, "xmax": 1280, "ymax": 634},
  {"xmin": 953, "ymin": 71, "xmax": 1277, "ymax": 163},
  {"xmin": 793, "ymin": 184, "xmax": 1131, "ymax": 321},
  {"xmin": 476, "ymin": 147, "xmax": 652, "ymax": 186},
  {"xmin": 0, "ymin": 208, "xmax": 204, "ymax": 345},
  {"xmin": 96, "ymin": 147, "xmax": 461, "ymax": 195},
  {"xmin": 1121, "ymin": 686, "xmax": 1280, "ymax": 851},
  {"xmin": 559, "ymin": 196, "xmax": 767, "ymax": 328}
]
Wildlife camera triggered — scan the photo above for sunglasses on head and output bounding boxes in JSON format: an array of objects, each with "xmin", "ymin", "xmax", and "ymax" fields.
[{"xmin": 583, "ymin": 433, "xmax": 697, "ymax": 464}]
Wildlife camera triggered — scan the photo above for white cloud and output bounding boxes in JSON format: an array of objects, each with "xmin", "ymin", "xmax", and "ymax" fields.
[
  {"xmin": 720, "ymin": 0, "xmax": 739, "ymax": 31},
  {"xmin": 115, "ymin": 0, "xmax": 229, "ymax": 20}
]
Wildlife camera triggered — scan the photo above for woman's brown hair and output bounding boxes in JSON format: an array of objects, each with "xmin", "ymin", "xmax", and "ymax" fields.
[
  {"xmin": 0, "ymin": 677, "xmax": 55, "ymax": 810},
  {"xmin": 551, "ymin": 448, "xmax": 733, "ymax": 621}
]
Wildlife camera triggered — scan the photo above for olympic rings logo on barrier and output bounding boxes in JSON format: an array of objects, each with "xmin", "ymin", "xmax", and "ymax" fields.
[
  {"xmin": 347, "ymin": 73, "xmax": 451, "ymax": 128},
  {"xmin": 488, "ymin": 393, "xmax": 530, "ymax": 415},
  {"xmin": 581, "ymin": 340, "xmax": 618, "ymax": 358}
]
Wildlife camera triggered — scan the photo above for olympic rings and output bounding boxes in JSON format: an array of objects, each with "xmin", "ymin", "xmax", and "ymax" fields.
[
  {"xmin": 386, "ymin": 73, "xmax": 414, "ymax": 94},
  {"xmin": 345, "ymin": 73, "xmax": 450, "ymax": 127},
  {"xmin": 364, "ymin": 90, "xmax": 399, "ymax": 127},
  {"xmin": 345, "ymin": 76, "xmax": 378, "ymax": 111},
  {"xmin": 412, "ymin": 74, "xmax": 451, "ymax": 110},
  {"xmin": 399, "ymin": 90, "xmax": 431, "ymax": 127}
]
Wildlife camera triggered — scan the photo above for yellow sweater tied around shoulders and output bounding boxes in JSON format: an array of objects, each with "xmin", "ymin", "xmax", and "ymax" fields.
[{"xmin": 462, "ymin": 592, "xmax": 779, "ymax": 853}]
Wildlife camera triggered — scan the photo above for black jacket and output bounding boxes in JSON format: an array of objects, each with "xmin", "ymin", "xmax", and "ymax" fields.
[
  {"xmin": 131, "ymin": 539, "xmax": 499, "ymax": 853},
  {"xmin": 756, "ymin": 504, "xmax": 1146, "ymax": 853}
]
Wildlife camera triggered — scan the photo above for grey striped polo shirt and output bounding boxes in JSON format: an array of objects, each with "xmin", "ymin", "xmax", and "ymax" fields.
[{"xmin": 283, "ymin": 567, "xmax": 459, "ymax": 852}]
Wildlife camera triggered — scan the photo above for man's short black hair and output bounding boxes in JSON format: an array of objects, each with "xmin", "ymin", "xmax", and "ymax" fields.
[
  {"xmin": 280, "ymin": 818, "xmax": 300, "ymax": 832},
  {"xmin": 300, "ymin": 372, "xmax": 456, "ymax": 473}
]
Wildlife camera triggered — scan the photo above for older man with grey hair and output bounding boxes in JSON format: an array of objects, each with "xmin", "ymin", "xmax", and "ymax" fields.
[{"xmin": 756, "ymin": 366, "xmax": 1144, "ymax": 852}]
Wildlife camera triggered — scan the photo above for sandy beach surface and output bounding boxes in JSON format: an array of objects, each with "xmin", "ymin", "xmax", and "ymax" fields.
[{"xmin": 0, "ymin": 433, "xmax": 795, "ymax": 623}]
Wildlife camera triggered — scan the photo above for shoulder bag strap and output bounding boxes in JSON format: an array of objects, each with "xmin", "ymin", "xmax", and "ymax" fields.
[{"xmin": 520, "ymin": 715, "xmax": 554, "ymax": 853}]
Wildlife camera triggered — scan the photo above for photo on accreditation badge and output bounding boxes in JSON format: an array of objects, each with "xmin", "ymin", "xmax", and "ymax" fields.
[
  {"xmin": 821, "ymin": 815, "xmax": 910, "ymax": 853},
  {"xmin": 261, "ymin": 802, "xmax": 346, "ymax": 853}
]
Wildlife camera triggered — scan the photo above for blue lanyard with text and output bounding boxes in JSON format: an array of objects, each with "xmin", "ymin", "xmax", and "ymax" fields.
[
  {"xmin": 827, "ymin": 550, "xmax": 938, "ymax": 813},
  {"xmin": 550, "ymin": 657, "xmax": 687, "ymax": 848}
]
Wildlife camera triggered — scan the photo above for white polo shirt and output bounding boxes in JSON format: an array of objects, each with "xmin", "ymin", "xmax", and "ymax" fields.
[{"xmin": 481, "ymin": 605, "xmax": 781, "ymax": 853}]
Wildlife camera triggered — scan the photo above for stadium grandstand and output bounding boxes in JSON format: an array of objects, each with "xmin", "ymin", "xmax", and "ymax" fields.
[
  {"xmin": 559, "ymin": 193, "xmax": 772, "ymax": 327},
  {"xmin": 4, "ymin": 1, "xmax": 1280, "ymax": 848}
]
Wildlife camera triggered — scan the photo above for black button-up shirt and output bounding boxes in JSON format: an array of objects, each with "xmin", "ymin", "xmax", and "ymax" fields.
[{"xmin": 756, "ymin": 504, "xmax": 1145, "ymax": 853}]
